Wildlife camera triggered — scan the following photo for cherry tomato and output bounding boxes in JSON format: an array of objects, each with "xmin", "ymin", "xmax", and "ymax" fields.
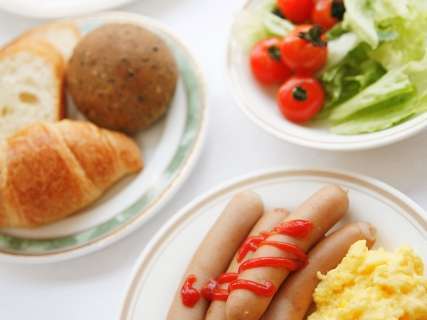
[
  {"xmin": 280, "ymin": 25, "xmax": 327, "ymax": 74},
  {"xmin": 250, "ymin": 38, "xmax": 292, "ymax": 86},
  {"xmin": 289, "ymin": 24, "xmax": 313, "ymax": 36},
  {"xmin": 312, "ymin": 0, "xmax": 346, "ymax": 30},
  {"xmin": 277, "ymin": 0, "xmax": 314, "ymax": 24},
  {"xmin": 277, "ymin": 76, "xmax": 325, "ymax": 123}
]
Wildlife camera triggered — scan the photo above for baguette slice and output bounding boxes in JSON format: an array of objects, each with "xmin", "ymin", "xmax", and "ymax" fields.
[
  {"xmin": 0, "ymin": 41, "xmax": 65, "ymax": 141},
  {"xmin": 13, "ymin": 22, "xmax": 80, "ymax": 61}
]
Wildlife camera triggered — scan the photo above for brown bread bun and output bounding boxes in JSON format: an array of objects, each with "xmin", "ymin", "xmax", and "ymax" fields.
[{"xmin": 67, "ymin": 23, "xmax": 178, "ymax": 133}]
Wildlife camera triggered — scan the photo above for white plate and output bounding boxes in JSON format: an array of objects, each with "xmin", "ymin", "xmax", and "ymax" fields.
[
  {"xmin": 120, "ymin": 168, "xmax": 427, "ymax": 319},
  {"xmin": 0, "ymin": 12, "xmax": 207, "ymax": 263},
  {"xmin": 0, "ymin": 0, "xmax": 135, "ymax": 18},
  {"xmin": 227, "ymin": 0, "xmax": 427, "ymax": 151}
]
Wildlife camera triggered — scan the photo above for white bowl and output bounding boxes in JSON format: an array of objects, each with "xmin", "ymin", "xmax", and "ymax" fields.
[{"xmin": 227, "ymin": 0, "xmax": 427, "ymax": 151}]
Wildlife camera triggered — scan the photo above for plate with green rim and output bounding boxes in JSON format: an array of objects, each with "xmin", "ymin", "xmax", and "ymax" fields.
[{"xmin": 0, "ymin": 12, "xmax": 207, "ymax": 263}]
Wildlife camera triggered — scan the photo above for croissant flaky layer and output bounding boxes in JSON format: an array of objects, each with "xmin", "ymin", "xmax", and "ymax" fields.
[{"xmin": 0, "ymin": 120, "xmax": 143, "ymax": 228}]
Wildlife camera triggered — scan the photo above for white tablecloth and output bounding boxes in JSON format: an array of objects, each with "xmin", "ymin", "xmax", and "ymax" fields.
[{"xmin": 0, "ymin": 0, "xmax": 426, "ymax": 319}]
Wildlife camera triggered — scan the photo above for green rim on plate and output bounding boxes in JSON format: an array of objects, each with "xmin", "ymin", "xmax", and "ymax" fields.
[{"xmin": 0, "ymin": 14, "xmax": 206, "ymax": 258}]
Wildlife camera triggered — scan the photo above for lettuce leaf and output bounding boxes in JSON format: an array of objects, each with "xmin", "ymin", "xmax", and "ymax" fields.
[
  {"xmin": 332, "ymin": 93, "xmax": 427, "ymax": 134},
  {"xmin": 326, "ymin": 45, "xmax": 427, "ymax": 132},
  {"xmin": 406, "ymin": 55, "xmax": 427, "ymax": 92},
  {"xmin": 234, "ymin": 0, "xmax": 293, "ymax": 51},
  {"xmin": 343, "ymin": 0, "xmax": 427, "ymax": 51},
  {"xmin": 371, "ymin": 15, "xmax": 427, "ymax": 70},
  {"xmin": 329, "ymin": 68, "xmax": 415, "ymax": 123},
  {"xmin": 263, "ymin": 11, "xmax": 294, "ymax": 36},
  {"xmin": 326, "ymin": 23, "xmax": 349, "ymax": 41},
  {"xmin": 343, "ymin": 0, "xmax": 379, "ymax": 48},
  {"xmin": 369, "ymin": 0, "xmax": 410, "ymax": 21},
  {"xmin": 321, "ymin": 43, "xmax": 386, "ymax": 110},
  {"xmin": 327, "ymin": 32, "xmax": 360, "ymax": 67},
  {"xmin": 233, "ymin": 9, "xmax": 271, "ymax": 50},
  {"xmin": 324, "ymin": 0, "xmax": 427, "ymax": 133}
]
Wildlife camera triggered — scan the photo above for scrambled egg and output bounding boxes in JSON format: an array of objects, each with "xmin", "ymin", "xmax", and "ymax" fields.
[{"xmin": 308, "ymin": 240, "xmax": 427, "ymax": 320}]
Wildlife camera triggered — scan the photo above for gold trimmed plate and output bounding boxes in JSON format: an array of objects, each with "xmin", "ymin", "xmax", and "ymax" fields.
[{"xmin": 120, "ymin": 168, "xmax": 427, "ymax": 319}]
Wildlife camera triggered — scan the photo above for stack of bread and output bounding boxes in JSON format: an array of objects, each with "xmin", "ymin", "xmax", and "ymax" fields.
[
  {"xmin": 0, "ymin": 21, "xmax": 177, "ymax": 228},
  {"xmin": 0, "ymin": 22, "xmax": 79, "ymax": 140}
]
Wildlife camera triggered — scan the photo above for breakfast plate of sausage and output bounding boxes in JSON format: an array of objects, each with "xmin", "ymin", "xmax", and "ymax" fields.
[{"xmin": 120, "ymin": 168, "xmax": 427, "ymax": 320}]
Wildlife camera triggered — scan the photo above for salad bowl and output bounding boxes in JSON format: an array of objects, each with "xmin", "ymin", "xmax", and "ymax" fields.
[{"xmin": 227, "ymin": 0, "xmax": 427, "ymax": 151}]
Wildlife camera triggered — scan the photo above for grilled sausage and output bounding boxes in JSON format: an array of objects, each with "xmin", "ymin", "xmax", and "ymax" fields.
[
  {"xmin": 261, "ymin": 222, "xmax": 376, "ymax": 320},
  {"xmin": 205, "ymin": 208, "xmax": 290, "ymax": 320},
  {"xmin": 225, "ymin": 185, "xmax": 349, "ymax": 320},
  {"xmin": 167, "ymin": 191, "xmax": 264, "ymax": 320}
]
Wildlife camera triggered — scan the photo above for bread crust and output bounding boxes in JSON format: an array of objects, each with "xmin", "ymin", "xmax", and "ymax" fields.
[
  {"xmin": 0, "ymin": 40, "xmax": 66, "ymax": 121},
  {"xmin": 67, "ymin": 23, "xmax": 178, "ymax": 133},
  {"xmin": 0, "ymin": 120, "xmax": 143, "ymax": 228},
  {"xmin": 7, "ymin": 21, "xmax": 80, "ymax": 61}
]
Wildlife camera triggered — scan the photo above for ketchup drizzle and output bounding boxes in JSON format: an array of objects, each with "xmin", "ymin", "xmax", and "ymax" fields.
[
  {"xmin": 201, "ymin": 279, "xmax": 227, "ymax": 301},
  {"xmin": 181, "ymin": 219, "xmax": 313, "ymax": 308},
  {"xmin": 236, "ymin": 235, "xmax": 265, "ymax": 262},
  {"xmin": 274, "ymin": 219, "xmax": 313, "ymax": 237},
  {"xmin": 181, "ymin": 275, "xmax": 201, "ymax": 307},
  {"xmin": 236, "ymin": 220, "xmax": 311, "ymax": 262},
  {"xmin": 217, "ymin": 272, "xmax": 239, "ymax": 284},
  {"xmin": 260, "ymin": 240, "xmax": 308, "ymax": 262},
  {"xmin": 238, "ymin": 257, "xmax": 302, "ymax": 273},
  {"xmin": 228, "ymin": 279, "xmax": 276, "ymax": 297}
]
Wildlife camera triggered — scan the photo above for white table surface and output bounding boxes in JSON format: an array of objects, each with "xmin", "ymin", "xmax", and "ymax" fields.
[{"xmin": 0, "ymin": 1, "xmax": 426, "ymax": 319}]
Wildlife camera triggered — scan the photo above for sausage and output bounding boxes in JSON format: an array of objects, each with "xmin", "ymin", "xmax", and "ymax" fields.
[
  {"xmin": 261, "ymin": 222, "xmax": 377, "ymax": 320},
  {"xmin": 205, "ymin": 208, "xmax": 290, "ymax": 320},
  {"xmin": 167, "ymin": 191, "xmax": 264, "ymax": 320},
  {"xmin": 225, "ymin": 185, "xmax": 349, "ymax": 320}
]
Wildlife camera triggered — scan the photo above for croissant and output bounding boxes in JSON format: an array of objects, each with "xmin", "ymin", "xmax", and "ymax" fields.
[{"xmin": 0, "ymin": 120, "xmax": 143, "ymax": 228}]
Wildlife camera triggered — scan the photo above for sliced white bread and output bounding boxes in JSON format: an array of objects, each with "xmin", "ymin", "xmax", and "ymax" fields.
[
  {"xmin": 0, "ymin": 41, "xmax": 65, "ymax": 140},
  {"xmin": 13, "ymin": 22, "xmax": 80, "ymax": 61}
]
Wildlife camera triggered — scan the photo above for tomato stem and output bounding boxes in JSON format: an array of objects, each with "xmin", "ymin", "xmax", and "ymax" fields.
[
  {"xmin": 298, "ymin": 25, "xmax": 327, "ymax": 47},
  {"xmin": 331, "ymin": 0, "xmax": 345, "ymax": 20},
  {"xmin": 272, "ymin": 7, "xmax": 285, "ymax": 19},
  {"xmin": 292, "ymin": 86, "xmax": 308, "ymax": 101},
  {"xmin": 267, "ymin": 45, "xmax": 282, "ymax": 61}
]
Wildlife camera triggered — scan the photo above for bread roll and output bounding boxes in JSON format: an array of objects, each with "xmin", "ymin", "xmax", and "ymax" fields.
[{"xmin": 0, "ymin": 120, "xmax": 143, "ymax": 228}]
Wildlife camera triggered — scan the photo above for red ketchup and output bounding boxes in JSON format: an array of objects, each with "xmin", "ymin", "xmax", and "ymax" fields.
[
  {"xmin": 228, "ymin": 279, "xmax": 276, "ymax": 297},
  {"xmin": 260, "ymin": 241, "xmax": 308, "ymax": 263},
  {"xmin": 181, "ymin": 275, "xmax": 201, "ymax": 307},
  {"xmin": 273, "ymin": 219, "xmax": 313, "ymax": 237},
  {"xmin": 201, "ymin": 273, "xmax": 239, "ymax": 301},
  {"xmin": 217, "ymin": 272, "xmax": 239, "ymax": 284},
  {"xmin": 180, "ymin": 219, "xmax": 313, "ymax": 307},
  {"xmin": 238, "ymin": 257, "xmax": 302, "ymax": 273},
  {"xmin": 201, "ymin": 283, "xmax": 228, "ymax": 301},
  {"xmin": 236, "ymin": 219, "xmax": 312, "ymax": 262},
  {"xmin": 236, "ymin": 235, "xmax": 265, "ymax": 262}
]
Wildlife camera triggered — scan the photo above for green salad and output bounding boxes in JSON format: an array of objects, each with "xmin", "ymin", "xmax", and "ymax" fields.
[{"xmin": 236, "ymin": 0, "xmax": 427, "ymax": 134}]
